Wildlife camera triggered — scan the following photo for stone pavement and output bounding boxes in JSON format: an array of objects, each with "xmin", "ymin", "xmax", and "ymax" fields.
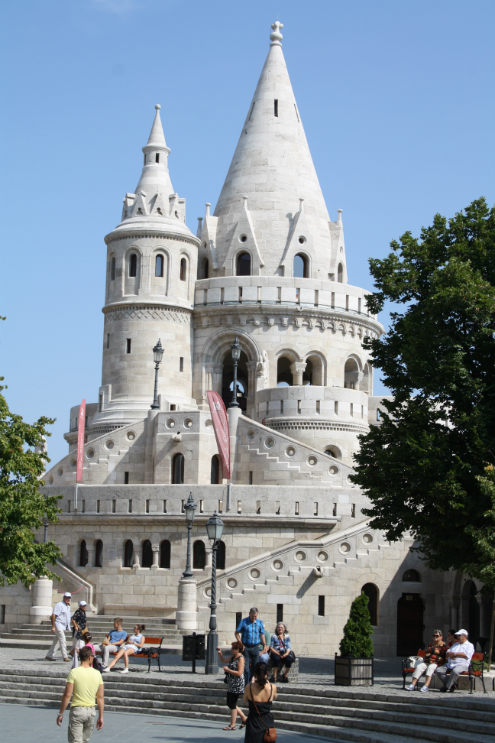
[
  {"xmin": 0, "ymin": 646, "xmax": 492, "ymax": 697},
  {"xmin": 0, "ymin": 703, "xmax": 321, "ymax": 742}
]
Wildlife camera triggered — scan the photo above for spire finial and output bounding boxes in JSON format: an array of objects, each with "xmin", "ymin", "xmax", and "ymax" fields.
[
  {"xmin": 155, "ymin": 103, "xmax": 161, "ymax": 110},
  {"xmin": 270, "ymin": 20, "xmax": 283, "ymax": 46}
]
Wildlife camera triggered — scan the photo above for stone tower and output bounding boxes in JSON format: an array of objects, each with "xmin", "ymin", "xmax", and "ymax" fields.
[{"xmin": 91, "ymin": 105, "xmax": 199, "ymax": 433}]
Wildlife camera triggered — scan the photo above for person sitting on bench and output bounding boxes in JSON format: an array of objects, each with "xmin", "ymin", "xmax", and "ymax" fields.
[
  {"xmin": 93, "ymin": 618, "xmax": 127, "ymax": 668},
  {"xmin": 102, "ymin": 624, "xmax": 145, "ymax": 674},
  {"xmin": 406, "ymin": 630, "xmax": 447, "ymax": 692},
  {"xmin": 435, "ymin": 629, "xmax": 474, "ymax": 692}
]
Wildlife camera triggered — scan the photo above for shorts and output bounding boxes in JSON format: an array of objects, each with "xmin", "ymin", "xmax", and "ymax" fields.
[{"xmin": 227, "ymin": 692, "xmax": 240, "ymax": 710}]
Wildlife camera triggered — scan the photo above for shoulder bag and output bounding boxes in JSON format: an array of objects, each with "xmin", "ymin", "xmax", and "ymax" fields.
[{"xmin": 250, "ymin": 684, "xmax": 277, "ymax": 742}]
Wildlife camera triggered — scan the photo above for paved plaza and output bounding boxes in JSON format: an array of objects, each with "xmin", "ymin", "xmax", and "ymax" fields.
[{"xmin": 0, "ymin": 704, "xmax": 321, "ymax": 742}]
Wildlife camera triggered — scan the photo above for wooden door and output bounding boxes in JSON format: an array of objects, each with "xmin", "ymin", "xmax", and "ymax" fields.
[{"xmin": 397, "ymin": 593, "xmax": 424, "ymax": 656}]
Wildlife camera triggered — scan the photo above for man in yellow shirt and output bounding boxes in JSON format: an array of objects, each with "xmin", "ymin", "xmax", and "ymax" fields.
[{"xmin": 57, "ymin": 646, "xmax": 104, "ymax": 742}]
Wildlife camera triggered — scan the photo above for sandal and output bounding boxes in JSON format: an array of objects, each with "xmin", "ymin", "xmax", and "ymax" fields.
[
  {"xmin": 240, "ymin": 721, "xmax": 247, "ymax": 728},
  {"xmin": 223, "ymin": 725, "xmax": 236, "ymax": 730}
]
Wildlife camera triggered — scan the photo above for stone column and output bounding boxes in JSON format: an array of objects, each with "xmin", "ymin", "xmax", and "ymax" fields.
[
  {"xmin": 212, "ymin": 364, "xmax": 224, "ymax": 394},
  {"xmin": 176, "ymin": 577, "xmax": 198, "ymax": 632},
  {"xmin": 152, "ymin": 544, "xmax": 159, "ymax": 569},
  {"xmin": 30, "ymin": 577, "xmax": 53, "ymax": 624},
  {"xmin": 291, "ymin": 361, "xmax": 307, "ymax": 386}
]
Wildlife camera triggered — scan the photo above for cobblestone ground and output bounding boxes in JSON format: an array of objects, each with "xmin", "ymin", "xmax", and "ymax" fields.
[{"xmin": 0, "ymin": 647, "xmax": 493, "ymax": 698}]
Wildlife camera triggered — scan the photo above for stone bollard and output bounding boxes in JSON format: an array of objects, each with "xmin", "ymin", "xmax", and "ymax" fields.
[
  {"xmin": 176, "ymin": 577, "xmax": 198, "ymax": 632},
  {"xmin": 30, "ymin": 577, "xmax": 53, "ymax": 624}
]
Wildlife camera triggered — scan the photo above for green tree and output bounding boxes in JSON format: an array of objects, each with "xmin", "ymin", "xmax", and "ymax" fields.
[
  {"xmin": 339, "ymin": 592, "xmax": 374, "ymax": 657},
  {"xmin": 0, "ymin": 379, "xmax": 61, "ymax": 587},
  {"xmin": 351, "ymin": 198, "xmax": 495, "ymax": 657}
]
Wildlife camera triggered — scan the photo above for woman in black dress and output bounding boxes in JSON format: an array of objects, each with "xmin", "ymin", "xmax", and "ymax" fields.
[
  {"xmin": 242, "ymin": 661, "xmax": 277, "ymax": 743},
  {"xmin": 217, "ymin": 641, "xmax": 248, "ymax": 730}
]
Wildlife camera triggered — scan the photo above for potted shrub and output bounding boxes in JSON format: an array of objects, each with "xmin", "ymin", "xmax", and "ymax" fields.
[{"xmin": 335, "ymin": 591, "xmax": 374, "ymax": 685}]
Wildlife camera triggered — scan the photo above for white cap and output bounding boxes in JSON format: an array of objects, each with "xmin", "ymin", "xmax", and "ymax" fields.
[
  {"xmin": 455, "ymin": 628, "xmax": 468, "ymax": 635},
  {"xmin": 63, "ymin": 592, "xmax": 72, "ymax": 598},
  {"xmin": 79, "ymin": 601, "xmax": 87, "ymax": 606}
]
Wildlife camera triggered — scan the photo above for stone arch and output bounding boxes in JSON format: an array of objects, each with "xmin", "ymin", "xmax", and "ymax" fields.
[
  {"xmin": 461, "ymin": 579, "xmax": 480, "ymax": 641},
  {"xmin": 236, "ymin": 250, "xmax": 252, "ymax": 276},
  {"xmin": 360, "ymin": 362, "xmax": 372, "ymax": 393},
  {"xmin": 293, "ymin": 252, "xmax": 310, "ymax": 279},
  {"xmin": 362, "ymin": 582, "xmax": 379, "ymax": 626},
  {"xmin": 151, "ymin": 246, "xmax": 170, "ymax": 295},
  {"xmin": 324, "ymin": 445, "xmax": 342, "ymax": 460},
  {"xmin": 344, "ymin": 354, "xmax": 363, "ymax": 389},
  {"xmin": 304, "ymin": 351, "xmax": 327, "ymax": 386},
  {"xmin": 141, "ymin": 539, "xmax": 153, "ymax": 568},
  {"xmin": 123, "ymin": 245, "xmax": 143, "ymax": 296},
  {"xmin": 200, "ymin": 329, "xmax": 262, "ymax": 414}
]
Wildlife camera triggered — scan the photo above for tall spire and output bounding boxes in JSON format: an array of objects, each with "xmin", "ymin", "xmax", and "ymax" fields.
[
  {"xmin": 133, "ymin": 104, "xmax": 173, "ymax": 203},
  {"xmin": 213, "ymin": 22, "xmax": 333, "ymax": 277},
  {"xmin": 147, "ymin": 103, "xmax": 167, "ymax": 148}
]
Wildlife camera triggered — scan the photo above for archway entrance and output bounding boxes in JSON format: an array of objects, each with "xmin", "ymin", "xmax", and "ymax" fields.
[
  {"xmin": 397, "ymin": 593, "xmax": 424, "ymax": 656},
  {"xmin": 221, "ymin": 350, "xmax": 248, "ymax": 411},
  {"xmin": 462, "ymin": 580, "xmax": 480, "ymax": 642}
]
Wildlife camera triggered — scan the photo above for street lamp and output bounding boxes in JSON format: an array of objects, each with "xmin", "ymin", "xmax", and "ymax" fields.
[
  {"xmin": 204, "ymin": 511, "xmax": 225, "ymax": 675},
  {"xmin": 182, "ymin": 492, "xmax": 197, "ymax": 578},
  {"xmin": 230, "ymin": 335, "xmax": 241, "ymax": 408},
  {"xmin": 150, "ymin": 339, "xmax": 164, "ymax": 410}
]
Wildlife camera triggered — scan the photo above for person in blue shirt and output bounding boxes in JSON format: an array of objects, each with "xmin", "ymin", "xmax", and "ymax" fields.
[
  {"xmin": 93, "ymin": 618, "xmax": 127, "ymax": 668},
  {"xmin": 235, "ymin": 608, "xmax": 267, "ymax": 686}
]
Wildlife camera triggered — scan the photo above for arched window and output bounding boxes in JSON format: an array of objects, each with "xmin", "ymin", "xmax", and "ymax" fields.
[
  {"xmin": 211, "ymin": 455, "xmax": 222, "ymax": 484},
  {"xmin": 141, "ymin": 539, "xmax": 153, "ymax": 568},
  {"xmin": 362, "ymin": 583, "xmax": 379, "ymax": 626},
  {"xmin": 337, "ymin": 263, "xmax": 343, "ymax": 283},
  {"xmin": 344, "ymin": 358, "xmax": 360, "ymax": 389},
  {"xmin": 155, "ymin": 153, "xmax": 160, "ymax": 163},
  {"xmin": 172, "ymin": 453, "xmax": 185, "ymax": 484},
  {"xmin": 237, "ymin": 252, "xmax": 251, "ymax": 276},
  {"xmin": 79, "ymin": 540, "xmax": 88, "ymax": 567},
  {"xmin": 95, "ymin": 539, "xmax": 103, "ymax": 568},
  {"xmin": 180, "ymin": 257, "xmax": 187, "ymax": 281},
  {"xmin": 193, "ymin": 540, "xmax": 205, "ymax": 569},
  {"xmin": 402, "ymin": 569, "xmax": 421, "ymax": 582},
  {"xmin": 160, "ymin": 540, "xmax": 171, "ymax": 569},
  {"xmin": 216, "ymin": 540, "xmax": 226, "ymax": 570},
  {"xmin": 324, "ymin": 446, "xmax": 342, "ymax": 460},
  {"xmin": 277, "ymin": 356, "xmax": 293, "ymax": 387},
  {"xmin": 129, "ymin": 253, "xmax": 137, "ymax": 278},
  {"xmin": 110, "ymin": 257, "xmax": 116, "ymax": 281},
  {"xmin": 293, "ymin": 253, "xmax": 308, "ymax": 278},
  {"xmin": 124, "ymin": 540, "xmax": 134, "ymax": 568},
  {"xmin": 155, "ymin": 255, "xmax": 164, "ymax": 277}
]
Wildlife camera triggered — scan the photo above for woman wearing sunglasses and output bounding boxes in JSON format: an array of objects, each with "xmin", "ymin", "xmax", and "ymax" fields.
[{"xmin": 407, "ymin": 630, "xmax": 447, "ymax": 692}]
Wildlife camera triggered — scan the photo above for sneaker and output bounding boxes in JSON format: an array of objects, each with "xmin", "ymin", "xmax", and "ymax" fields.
[
  {"xmin": 420, "ymin": 686, "xmax": 429, "ymax": 693},
  {"xmin": 120, "ymin": 668, "xmax": 129, "ymax": 674},
  {"xmin": 102, "ymin": 668, "xmax": 111, "ymax": 673},
  {"xmin": 406, "ymin": 684, "xmax": 415, "ymax": 691}
]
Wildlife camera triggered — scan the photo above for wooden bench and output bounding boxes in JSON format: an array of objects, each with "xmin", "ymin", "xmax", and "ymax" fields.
[
  {"xmin": 96, "ymin": 636, "xmax": 163, "ymax": 673},
  {"xmin": 402, "ymin": 650, "xmax": 487, "ymax": 693}
]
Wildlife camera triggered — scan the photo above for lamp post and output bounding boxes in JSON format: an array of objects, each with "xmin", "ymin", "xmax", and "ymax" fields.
[
  {"xmin": 150, "ymin": 339, "xmax": 164, "ymax": 410},
  {"xmin": 182, "ymin": 492, "xmax": 197, "ymax": 578},
  {"xmin": 230, "ymin": 335, "xmax": 241, "ymax": 408},
  {"xmin": 204, "ymin": 511, "xmax": 225, "ymax": 674}
]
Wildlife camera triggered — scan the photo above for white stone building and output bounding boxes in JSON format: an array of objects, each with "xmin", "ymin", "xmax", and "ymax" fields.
[{"xmin": 1, "ymin": 22, "xmax": 489, "ymax": 656}]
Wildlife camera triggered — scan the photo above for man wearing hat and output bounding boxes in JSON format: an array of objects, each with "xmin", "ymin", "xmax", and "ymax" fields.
[
  {"xmin": 435, "ymin": 629, "xmax": 475, "ymax": 692},
  {"xmin": 46, "ymin": 592, "xmax": 72, "ymax": 662}
]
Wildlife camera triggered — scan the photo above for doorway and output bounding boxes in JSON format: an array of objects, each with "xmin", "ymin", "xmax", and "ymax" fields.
[
  {"xmin": 397, "ymin": 593, "xmax": 424, "ymax": 656},
  {"xmin": 221, "ymin": 350, "xmax": 248, "ymax": 411}
]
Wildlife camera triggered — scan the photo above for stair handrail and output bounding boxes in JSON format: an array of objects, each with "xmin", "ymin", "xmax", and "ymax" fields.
[{"xmin": 54, "ymin": 558, "xmax": 97, "ymax": 613}]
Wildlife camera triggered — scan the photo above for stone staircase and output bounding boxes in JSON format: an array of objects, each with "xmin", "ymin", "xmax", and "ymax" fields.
[
  {"xmin": 0, "ymin": 668, "xmax": 493, "ymax": 742},
  {"xmin": 0, "ymin": 616, "xmax": 184, "ymax": 653}
]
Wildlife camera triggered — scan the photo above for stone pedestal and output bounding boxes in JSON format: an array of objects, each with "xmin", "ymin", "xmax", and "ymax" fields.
[
  {"xmin": 30, "ymin": 577, "xmax": 53, "ymax": 624},
  {"xmin": 176, "ymin": 577, "xmax": 198, "ymax": 632}
]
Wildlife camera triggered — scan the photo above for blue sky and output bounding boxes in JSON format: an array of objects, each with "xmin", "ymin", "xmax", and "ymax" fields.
[{"xmin": 1, "ymin": 0, "xmax": 494, "ymax": 466}]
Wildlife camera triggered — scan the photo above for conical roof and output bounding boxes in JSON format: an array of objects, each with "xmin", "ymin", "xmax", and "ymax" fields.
[
  {"xmin": 213, "ymin": 22, "xmax": 333, "ymax": 276},
  {"xmin": 134, "ymin": 104, "xmax": 173, "ymax": 197},
  {"xmin": 146, "ymin": 104, "xmax": 167, "ymax": 148}
]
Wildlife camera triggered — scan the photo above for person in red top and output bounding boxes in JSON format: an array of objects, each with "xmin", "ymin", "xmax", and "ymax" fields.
[{"xmin": 407, "ymin": 630, "xmax": 447, "ymax": 692}]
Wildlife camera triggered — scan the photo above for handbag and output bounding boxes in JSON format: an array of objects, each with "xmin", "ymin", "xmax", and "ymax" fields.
[{"xmin": 250, "ymin": 685, "xmax": 277, "ymax": 742}]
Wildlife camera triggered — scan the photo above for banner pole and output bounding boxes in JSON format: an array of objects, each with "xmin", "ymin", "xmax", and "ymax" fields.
[
  {"xmin": 74, "ymin": 482, "xmax": 78, "ymax": 514},
  {"xmin": 227, "ymin": 481, "xmax": 231, "ymax": 512}
]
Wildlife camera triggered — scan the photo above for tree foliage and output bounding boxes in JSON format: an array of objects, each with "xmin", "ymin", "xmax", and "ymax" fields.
[
  {"xmin": 0, "ymin": 375, "xmax": 61, "ymax": 586},
  {"xmin": 352, "ymin": 198, "xmax": 495, "ymax": 589},
  {"xmin": 339, "ymin": 592, "xmax": 374, "ymax": 657}
]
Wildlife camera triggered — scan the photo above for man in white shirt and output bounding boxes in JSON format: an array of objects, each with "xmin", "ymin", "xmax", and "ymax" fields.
[
  {"xmin": 435, "ymin": 629, "xmax": 475, "ymax": 692},
  {"xmin": 45, "ymin": 592, "xmax": 72, "ymax": 662}
]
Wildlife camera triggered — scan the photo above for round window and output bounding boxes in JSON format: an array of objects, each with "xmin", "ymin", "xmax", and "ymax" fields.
[
  {"xmin": 57, "ymin": 467, "xmax": 63, "ymax": 477},
  {"xmin": 265, "ymin": 437, "xmax": 275, "ymax": 449},
  {"xmin": 240, "ymin": 234, "xmax": 247, "ymax": 243},
  {"xmin": 126, "ymin": 431, "xmax": 136, "ymax": 441},
  {"xmin": 86, "ymin": 449, "xmax": 95, "ymax": 459},
  {"xmin": 166, "ymin": 418, "xmax": 176, "ymax": 429}
]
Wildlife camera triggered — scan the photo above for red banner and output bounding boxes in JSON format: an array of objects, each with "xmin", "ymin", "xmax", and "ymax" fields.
[
  {"xmin": 76, "ymin": 399, "xmax": 86, "ymax": 483},
  {"xmin": 207, "ymin": 391, "xmax": 231, "ymax": 481}
]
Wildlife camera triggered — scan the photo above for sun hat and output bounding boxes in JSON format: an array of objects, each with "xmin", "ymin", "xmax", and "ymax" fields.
[
  {"xmin": 63, "ymin": 592, "xmax": 72, "ymax": 597},
  {"xmin": 455, "ymin": 629, "xmax": 468, "ymax": 635}
]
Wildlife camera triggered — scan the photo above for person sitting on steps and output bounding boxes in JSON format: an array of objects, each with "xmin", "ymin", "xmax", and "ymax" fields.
[
  {"xmin": 269, "ymin": 622, "xmax": 294, "ymax": 684},
  {"xmin": 102, "ymin": 624, "xmax": 145, "ymax": 674}
]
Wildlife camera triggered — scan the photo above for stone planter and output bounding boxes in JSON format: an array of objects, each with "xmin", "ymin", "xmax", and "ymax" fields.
[{"xmin": 334, "ymin": 654, "xmax": 374, "ymax": 686}]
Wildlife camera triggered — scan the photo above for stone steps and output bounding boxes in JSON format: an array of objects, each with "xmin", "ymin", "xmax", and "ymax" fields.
[{"xmin": 0, "ymin": 670, "xmax": 493, "ymax": 743}]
